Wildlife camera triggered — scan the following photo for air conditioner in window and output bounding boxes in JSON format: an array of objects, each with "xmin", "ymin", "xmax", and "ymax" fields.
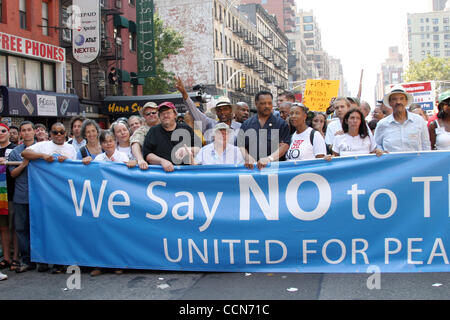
[{"xmin": 67, "ymin": 87, "xmax": 76, "ymax": 94}]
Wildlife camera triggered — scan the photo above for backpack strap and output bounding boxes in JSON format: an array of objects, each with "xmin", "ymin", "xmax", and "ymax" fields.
[
  {"xmin": 310, "ymin": 129, "xmax": 317, "ymax": 146},
  {"xmin": 80, "ymin": 146, "xmax": 88, "ymax": 159}
]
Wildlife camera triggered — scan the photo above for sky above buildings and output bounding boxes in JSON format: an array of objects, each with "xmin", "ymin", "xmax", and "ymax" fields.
[{"xmin": 296, "ymin": 0, "xmax": 431, "ymax": 104}]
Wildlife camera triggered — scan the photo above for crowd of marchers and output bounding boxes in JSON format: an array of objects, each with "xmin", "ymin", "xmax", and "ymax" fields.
[{"xmin": 0, "ymin": 77, "xmax": 449, "ymax": 280}]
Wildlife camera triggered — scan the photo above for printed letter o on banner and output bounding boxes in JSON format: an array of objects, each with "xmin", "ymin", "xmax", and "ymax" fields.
[{"xmin": 285, "ymin": 173, "xmax": 331, "ymax": 221}]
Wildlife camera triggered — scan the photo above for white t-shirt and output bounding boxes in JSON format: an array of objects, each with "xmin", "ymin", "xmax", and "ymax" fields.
[
  {"xmin": 332, "ymin": 133, "xmax": 377, "ymax": 156},
  {"xmin": 286, "ymin": 127, "xmax": 326, "ymax": 161},
  {"xmin": 94, "ymin": 149, "xmax": 129, "ymax": 163},
  {"xmin": 326, "ymin": 118, "xmax": 374, "ymax": 145},
  {"xmin": 325, "ymin": 119, "xmax": 342, "ymax": 145},
  {"xmin": 117, "ymin": 145, "xmax": 134, "ymax": 160},
  {"xmin": 27, "ymin": 141, "xmax": 77, "ymax": 160},
  {"xmin": 195, "ymin": 143, "xmax": 244, "ymax": 165}
]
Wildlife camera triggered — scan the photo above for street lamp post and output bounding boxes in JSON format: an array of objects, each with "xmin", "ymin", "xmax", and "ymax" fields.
[{"xmin": 222, "ymin": 0, "xmax": 241, "ymax": 98}]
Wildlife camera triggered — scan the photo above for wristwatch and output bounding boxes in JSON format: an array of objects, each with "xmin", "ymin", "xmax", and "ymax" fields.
[{"xmin": 268, "ymin": 156, "xmax": 274, "ymax": 162}]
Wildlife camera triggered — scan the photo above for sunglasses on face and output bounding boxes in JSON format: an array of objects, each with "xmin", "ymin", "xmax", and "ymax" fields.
[
  {"xmin": 0, "ymin": 129, "xmax": 8, "ymax": 133},
  {"xmin": 144, "ymin": 111, "xmax": 157, "ymax": 116},
  {"xmin": 51, "ymin": 130, "xmax": 65, "ymax": 135}
]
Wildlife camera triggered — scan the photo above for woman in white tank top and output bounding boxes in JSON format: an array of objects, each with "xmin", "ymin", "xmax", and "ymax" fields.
[{"xmin": 429, "ymin": 96, "xmax": 450, "ymax": 150}]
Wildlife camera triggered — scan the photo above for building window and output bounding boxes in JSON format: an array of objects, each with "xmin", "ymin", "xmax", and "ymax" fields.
[
  {"xmin": 433, "ymin": 26, "xmax": 439, "ymax": 32},
  {"xmin": 0, "ymin": 55, "xmax": 7, "ymax": 86},
  {"xmin": 19, "ymin": 0, "xmax": 26, "ymax": 29},
  {"xmin": 42, "ymin": 2, "xmax": 48, "ymax": 36},
  {"xmin": 66, "ymin": 63, "xmax": 73, "ymax": 91},
  {"xmin": 128, "ymin": 0, "xmax": 135, "ymax": 6},
  {"xmin": 115, "ymin": 0, "xmax": 122, "ymax": 8},
  {"xmin": 433, "ymin": 35, "xmax": 439, "ymax": 41},
  {"xmin": 62, "ymin": 6, "xmax": 72, "ymax": 42},
  {"xmin": 444, "ymin": 18, "xmax": 449, "ymax": 24},
  {"xmin": 43, "ymin": 62, "xmax": 55, "ymax": 91},
  {"xmin": 82, "ymin": 67, "xmax": 90, "ymax": 99},
  {"xmin": 303, "ymin": 16, "xmax": 313, "ymax": 23},
  {"xmin": 8, "ymin": 56, "xmax": 42, "ymax": 90},
  {"xmin": 434, "ymin": 50, "xmax": 440, "ymax": 56},
  {"xmin": 303, "ymin": 24, "xmax": 313, "ymax": 31},
  {"xmin": 0, "ymin": 0, "xmax": 3, "ymax": 24},
  {"xmin": 129, "ymin": 33, "xmax": 136, "ymax": 52}
]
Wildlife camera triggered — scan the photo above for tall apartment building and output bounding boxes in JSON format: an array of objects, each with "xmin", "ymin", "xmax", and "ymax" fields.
[
  {"xmin": 328, "ymin": 57, "xmax": 347, "ymax": 96},
  {"xmin": 375, "ymin": 46, "xmax": 404, "ymax": 101},
  {"xmin": 405, "ymin": 9, "xmax": 450, "ymax": 65},
  {"xmin": 240, "ymin": 0, "xmax": 296, "ymax": 34},
  {"xmin": 296, "ymin": 9, "xmax": 329, "ymax": 79},
  {"xmin": 154, "ymin": 0, "xmax": 288, "ymax": 109},
  {"xmin": 432, "ymin": 0, "xmax": 448, "ymax": 11}
]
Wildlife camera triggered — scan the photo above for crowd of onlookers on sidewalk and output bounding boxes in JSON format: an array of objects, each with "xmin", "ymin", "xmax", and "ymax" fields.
[{"xmin": 0, "ymin": 77, "xmax": 449, "ymax": 280}]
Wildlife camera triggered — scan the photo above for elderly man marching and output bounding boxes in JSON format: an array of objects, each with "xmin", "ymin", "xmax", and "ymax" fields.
[
  {"xmin": 374, "ymin": 85, "xmax": 431, "ymax": 152},
  {"xmin": 175, "ymin": 76, "xmax": 241, "ymax": 144}
]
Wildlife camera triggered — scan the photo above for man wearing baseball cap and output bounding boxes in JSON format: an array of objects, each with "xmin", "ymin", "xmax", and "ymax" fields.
[
  {"xmin": 130, "ymin": 101, "xmax": 160, "ymax": 170},
  {"xmin": 142, "ymin": 102, "xmax": 201, "ymax": 172},
  {"xmin": 374, "ymin": 85, "xmax": 430, "ymax": 152}
]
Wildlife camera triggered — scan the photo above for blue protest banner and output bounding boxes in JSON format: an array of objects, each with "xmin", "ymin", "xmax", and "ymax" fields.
[{"xmin": 28, "ymin": 151, "xmax": 450, "ymax": 272}]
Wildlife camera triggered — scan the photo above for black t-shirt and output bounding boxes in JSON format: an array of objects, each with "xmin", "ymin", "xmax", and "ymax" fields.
[
  {"xmin": 0, "ymin": 143, "xmax": 17, "ymax": 201},
  {"xmin": 142, "ymin": 123, "xmax": 199, "ymax": 165}
]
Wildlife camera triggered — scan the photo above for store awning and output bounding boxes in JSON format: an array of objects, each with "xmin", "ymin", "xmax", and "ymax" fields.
[
  {"xmin": 131, "ymin": 77, "xmax": 145, "ymax": 85},
  {"xmin": 117, "ymin": 69, "xmax": 130, "ymax": 82},
  {"xmin": 128, "ymin": 20, "xmax": 137, "ymax": 34},
  {"xmin": 0, "ymin": 86, "xmax": 79, "ymax": 117},
  {"xmin": 113, "ymin": 15, "xmax": 129, "ymax": 29},
  {"xmin": 102, "ymin": 93, "xmax": 203, "ymax": 116}
]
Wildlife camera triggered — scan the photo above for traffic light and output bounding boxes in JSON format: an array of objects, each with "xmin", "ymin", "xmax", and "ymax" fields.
[{"xmin": 240, "ymin": 73, "xmax": 246, "ymax": 89}]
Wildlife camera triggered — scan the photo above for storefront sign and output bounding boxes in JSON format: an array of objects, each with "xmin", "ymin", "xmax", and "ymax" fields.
[
  {"xmin": 0, "ymin": 86, "xmax": 79, "ymax": 117},
  {"xmin": 0, "ymin": 32, "xmax": 65, "ymax": 63},
  {"xmin": 72, "ymin": 0, "xmax": 100, "ymax": 63},
  {"xmin": 137, "ymin": 0, "xmax": 156, "ymax": 77},
  {"xmin": 37, "ymin": 94, "xmax": 58, "ymax": 116},
  {"xmin": 103, "ymin": 93, "xmax": 202, "ymax": 116}
]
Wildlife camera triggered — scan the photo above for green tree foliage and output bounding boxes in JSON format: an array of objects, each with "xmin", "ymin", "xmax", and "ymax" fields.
[
  {"xmin": 404, "ymin": 55, "xmax": 450, "ymax": 82},
  {"xmin": 143, "ymin": 15, "xmax": 183, "ymax": 95}
]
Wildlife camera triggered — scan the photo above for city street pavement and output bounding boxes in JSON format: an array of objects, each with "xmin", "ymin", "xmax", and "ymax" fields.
[{"xmin": 1, "ymin": 267, "xmax": 449, "ymax": 300}]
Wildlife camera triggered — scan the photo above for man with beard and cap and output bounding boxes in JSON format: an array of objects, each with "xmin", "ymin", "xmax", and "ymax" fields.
[
  {"xmin": 375, "ymin": 85, "xmax": 430, "ymax": 152},
  {"xmin": 175, "ymin": 77, "xmax": 241, "ymax": 144}
]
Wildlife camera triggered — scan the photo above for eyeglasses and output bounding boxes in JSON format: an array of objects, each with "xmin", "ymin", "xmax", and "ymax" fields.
[
  {"xmin": 144, "ymin": 111, "xmax": 157, "ymax": 116},
  {"xmin": 0, "ymin": 129, "xmax": 7, "ymax": 133},
  {"xmin": 51, "ymin": 130, "xmax": 66, "ymax": 135}
]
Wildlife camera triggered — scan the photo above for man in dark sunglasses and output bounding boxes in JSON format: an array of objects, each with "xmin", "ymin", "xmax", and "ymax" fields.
[
  {"xmin": 22, "ymin": 123, "xmax": 77, "ymax": 163},
  {"xmin": 130, "ymin": 101, "xmax": 160, "ymax": 170}
]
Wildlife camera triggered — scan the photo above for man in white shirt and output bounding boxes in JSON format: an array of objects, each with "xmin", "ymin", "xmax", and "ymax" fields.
[
  {"xmin": 374, "ymin": 85, "xmax": 431, "ymax": 152},
  {"xmin": 194, "ymin": 122, "xmax": 244, "ymax": 165},
  {"xmin": 22, "ymin": 123, "xmax": 77, "ymax": 162}
]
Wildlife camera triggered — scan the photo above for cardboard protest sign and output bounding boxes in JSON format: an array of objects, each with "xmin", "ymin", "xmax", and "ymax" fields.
[{"xmin": 302, "ymin": 80, "xmax": 340, "ymax": 112}]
